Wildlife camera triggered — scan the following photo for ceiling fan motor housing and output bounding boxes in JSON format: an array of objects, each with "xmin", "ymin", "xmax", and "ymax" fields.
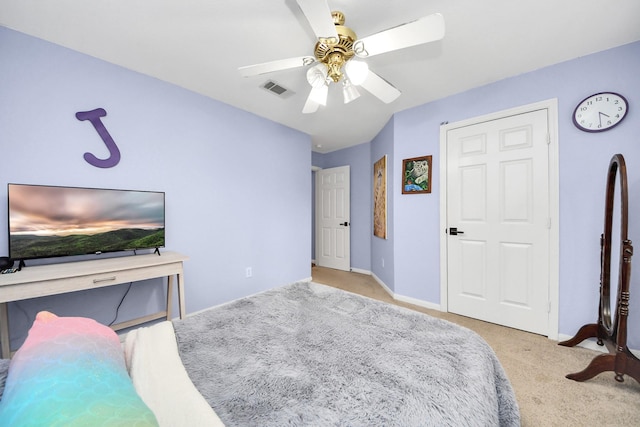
[{"xmin": 314, "ymin": 11, "xmax": 357, "ymax": 82}]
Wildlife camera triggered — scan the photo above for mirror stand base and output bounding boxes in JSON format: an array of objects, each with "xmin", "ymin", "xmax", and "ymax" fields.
[{"xmin": 559, "ymin": 154, "xmax": 640, "ymax": 384}]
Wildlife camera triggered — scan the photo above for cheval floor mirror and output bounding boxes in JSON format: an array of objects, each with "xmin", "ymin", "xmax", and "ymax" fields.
[{"xmin": 559, "ymin": 154, "xmax": 640, "ymax": 383}]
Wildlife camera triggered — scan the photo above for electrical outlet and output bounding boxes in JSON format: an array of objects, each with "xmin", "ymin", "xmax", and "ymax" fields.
[
  {"xmin": 381, "ymin": 258, "xmax": 385, "ymax": 268},
  {"xmin": 245, "ymin": 267, "xmax": 252, "ymax": 278}
]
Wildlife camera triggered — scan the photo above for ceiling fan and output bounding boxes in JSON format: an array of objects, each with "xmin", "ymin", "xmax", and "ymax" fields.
[{"xmin": 238, "ymin": 0, "xmax": 445, "ymax": 113}]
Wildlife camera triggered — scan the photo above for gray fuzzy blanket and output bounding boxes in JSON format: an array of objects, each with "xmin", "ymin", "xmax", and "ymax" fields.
[{"xmin": 173, "ymin": 282, "xmax": 520, "ymax": 426}]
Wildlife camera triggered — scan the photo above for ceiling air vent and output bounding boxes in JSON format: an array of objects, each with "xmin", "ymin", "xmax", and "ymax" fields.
[{"xmin": 262, "ymin": 80, "xmax": 295, "ymax": 99}]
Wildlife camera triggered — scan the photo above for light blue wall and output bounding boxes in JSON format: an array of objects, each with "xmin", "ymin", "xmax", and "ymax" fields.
[
  {"xmin": 393, "ymin": 41, "xmax": 640, "ymax": 348},
  {"xmin": 317, "ymin": 41, "xmax": 640, "ymax": 348},
  {"xmin": 370, "ymin": 120, "xmax": 395, "ymax": 289},
  {"xmin": 392, "ymin": 113, "xmax": 441, "ymax": 303},
  {"xmin": 0, "ymin": 27, "xmax": 312, "ymax": 349},
  {"xmin": 4, "ymin": 25, "xmax": 640, "ymax": 350}
]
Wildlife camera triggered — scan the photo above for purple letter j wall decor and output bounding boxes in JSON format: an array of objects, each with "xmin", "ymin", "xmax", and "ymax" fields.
[{"xmin": 76, "ymin": 108, "xmax": 121, "ymax": 168}]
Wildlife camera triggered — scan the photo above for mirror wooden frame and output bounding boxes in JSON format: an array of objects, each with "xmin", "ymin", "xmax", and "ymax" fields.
[{"xmin": 559, "ymin": 154, "xmax": 640, "ymax": 383}]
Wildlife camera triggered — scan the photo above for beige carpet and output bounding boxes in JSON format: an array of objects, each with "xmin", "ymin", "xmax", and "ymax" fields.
[{"xmin": 312, "ymin": 266, "xmax": 640, "ymax": 427}]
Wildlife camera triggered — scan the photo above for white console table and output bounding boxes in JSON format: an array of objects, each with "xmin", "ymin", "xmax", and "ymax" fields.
[{"xmin": 0, "ymin": 251, "xmax": 188, "ymax": 358}]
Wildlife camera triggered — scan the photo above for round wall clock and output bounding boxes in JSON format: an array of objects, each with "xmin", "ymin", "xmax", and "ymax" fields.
[{"xmin": 573, "ymin": 92, "xmax": 628, "ymax": 132}]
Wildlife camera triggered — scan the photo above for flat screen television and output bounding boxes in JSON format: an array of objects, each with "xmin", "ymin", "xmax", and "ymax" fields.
[{"xmin": 8, "ymin": 183, "xmax": 165, "ymax": 262}]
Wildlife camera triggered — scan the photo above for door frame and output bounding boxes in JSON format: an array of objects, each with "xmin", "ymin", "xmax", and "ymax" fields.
[{"xmin": 438, "ymin": 99, "xmax": 560, "ymax": 339}]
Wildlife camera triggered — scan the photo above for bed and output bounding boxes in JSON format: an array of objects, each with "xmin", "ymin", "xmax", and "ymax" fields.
[{"xmin": 0, "ymin": 281, "xmax": 520, "ymax": 426}]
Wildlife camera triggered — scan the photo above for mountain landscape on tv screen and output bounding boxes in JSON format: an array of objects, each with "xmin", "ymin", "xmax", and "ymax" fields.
[{"xmin": 10, "ymin": 228, "xmax": 165, "ymax": 259}]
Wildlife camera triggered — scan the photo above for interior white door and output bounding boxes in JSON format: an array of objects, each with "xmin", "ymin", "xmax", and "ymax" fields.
[
  {"xmin": 446, "ymin": 109, "xmax": 550, "ymax": 335},
  {"xmin": 316, "ymin": 166, "xmax": 350, "ymax": 271}
]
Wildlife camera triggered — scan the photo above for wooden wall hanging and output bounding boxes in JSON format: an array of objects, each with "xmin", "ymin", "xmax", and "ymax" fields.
[
  {"xmin": 559, "ymin": 154, "xmax": 640, "ymax": 383},
  {"xmin": 76, "ymin": 108, "xmax": 121, "ymax": 168}
]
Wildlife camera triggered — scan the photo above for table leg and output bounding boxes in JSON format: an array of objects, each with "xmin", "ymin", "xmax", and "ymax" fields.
[
  {"xmin": 166, "ymin": 275, "xmax": 174, "ymax": 320},
  {"xmin": 177, "ymin": 273, "xmax": 186, "ymax": 319},
  {"xmin": 0, "ymin": 303, "xmax": 10, "ymax": 359}
]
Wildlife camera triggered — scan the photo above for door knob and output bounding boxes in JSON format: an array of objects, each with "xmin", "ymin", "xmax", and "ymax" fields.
[
  {"xmin": 449, "ymin": 227, "xmax": 464, "ymax": 235},
  {"xmin": 340, "ymin": 222, "xmax": 350, "ymax": 226}
]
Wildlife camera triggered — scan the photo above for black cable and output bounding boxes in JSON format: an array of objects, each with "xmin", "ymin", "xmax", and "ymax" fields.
[{"xmin": 108, "ymin": 282, "xmax": 133, "ymax": 326}]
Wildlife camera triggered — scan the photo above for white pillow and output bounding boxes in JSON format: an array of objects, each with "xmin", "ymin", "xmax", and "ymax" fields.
[{"xmin": 124, "ymin": 321, "xmax": 225, "ymax": 427}]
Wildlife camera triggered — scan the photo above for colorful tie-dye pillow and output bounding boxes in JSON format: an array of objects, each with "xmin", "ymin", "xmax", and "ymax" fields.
[{"xmin": 0, "ymin": 311, "xmax": 158, "ymax": 426}]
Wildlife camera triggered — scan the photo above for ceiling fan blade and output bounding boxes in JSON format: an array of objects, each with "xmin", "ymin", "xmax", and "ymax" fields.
[
  {"xmin": 302, "ymin": 98, "xmax": 320, "ymax": 114},
  {"xmin": 359, "ymin": 71, "xmax": 401, "ymax": 104},
  {"xmin": 302, "ymin": 85, "xmax": 328, "ymax": 114},
  {"xmin": 354, "ymin": 13, "xmax": 445, "ymax": 58},
  {"xmin": 239, "ymin": 56, "xmax": 315, "ymax": 77},
  {"xmin": 296, "ymin": 0, "xmax": 339, "ymax": 41}
]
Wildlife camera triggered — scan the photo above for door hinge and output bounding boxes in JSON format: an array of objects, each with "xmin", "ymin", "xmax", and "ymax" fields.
[
  {"xmin": 546, "ymin": 217, "xmax": 551, "ymax": 229},
  {"xmin": 546, "ymin": 133, "xmax": 551, "ymax": 145}
]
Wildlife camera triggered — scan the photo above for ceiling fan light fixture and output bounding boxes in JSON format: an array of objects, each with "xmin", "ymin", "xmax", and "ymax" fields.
[
  {"xmin": 342, "ymin": 79, "xmax": 361, "ymax": 104},
  {"xmin": 306, "ymin": 63, "xmax": 328, "ymax": 88},
  {"xmin": 345, "ymin": 60, "xmax": 369, "ymax": 85}
]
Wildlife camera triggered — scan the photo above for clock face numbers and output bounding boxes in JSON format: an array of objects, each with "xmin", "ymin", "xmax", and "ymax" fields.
[{"xmin": 573, "ymin": 92, "xmax": 628, "ymax": 132}]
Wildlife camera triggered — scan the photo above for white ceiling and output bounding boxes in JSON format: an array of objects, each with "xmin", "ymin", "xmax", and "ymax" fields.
[{"xmin": 1, "ymin": 0, "xmax": 639, "ymax": 153}]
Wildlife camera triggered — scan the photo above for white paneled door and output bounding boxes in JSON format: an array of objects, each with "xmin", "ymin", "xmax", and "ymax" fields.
[
  {"xmin": 445, "ymin": 108, "xmax": 551, "ymax": 335},
  {"xmin": 316, "ymin": 166, "xmax": 350, "ymax": 271}
]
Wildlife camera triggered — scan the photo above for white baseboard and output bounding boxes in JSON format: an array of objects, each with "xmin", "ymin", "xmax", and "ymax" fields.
[
  {"xmin": 394, "ymin": 294, "xmax": 441, "ymax": 311},
  {"xmin": 369, "ymin": 272, "xmax": 441, "ymax": 311},
  {"xmin": 370, "ymin": 271, "xmax": 391, "ymax": 294}
]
